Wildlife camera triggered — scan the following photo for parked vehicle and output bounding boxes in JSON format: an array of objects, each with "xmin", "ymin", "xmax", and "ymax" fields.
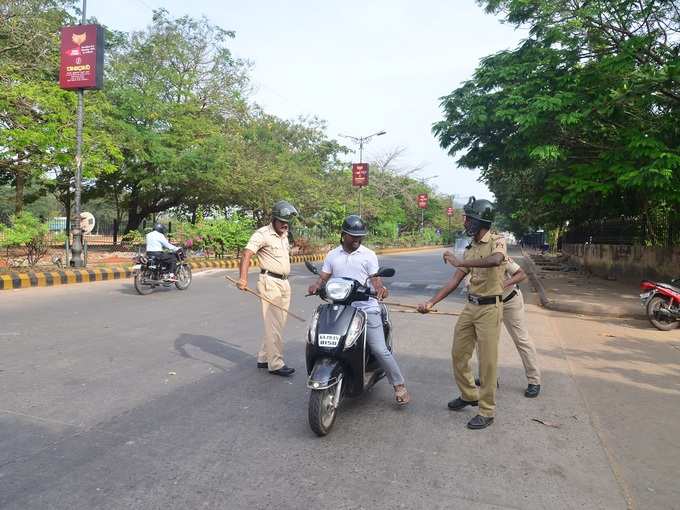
[
  {"xmin": 132, "ymin": 249, "xmax": 192, "ymax": 295},
  {"xmin": 304, "ymin": 261, "xmax": 395, "ymax": 436},
  {"xmin": 640, "ymin": 278, "xmax": 680, "ymax": 330}
]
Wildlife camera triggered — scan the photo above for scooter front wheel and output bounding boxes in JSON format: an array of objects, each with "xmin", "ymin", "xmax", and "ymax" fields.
[{"xmin": 309, "ymin": 388, "xmax": 337, "ymax": 436}]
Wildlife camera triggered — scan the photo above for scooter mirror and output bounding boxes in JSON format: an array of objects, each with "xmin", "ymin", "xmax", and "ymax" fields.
[
  {"xmin": 305, "ymin": 260, "xmax": 320, "ymax": 274},
  {"xmin": 373, "ymin": 267, "xmax": 396, "ymax": 278}
]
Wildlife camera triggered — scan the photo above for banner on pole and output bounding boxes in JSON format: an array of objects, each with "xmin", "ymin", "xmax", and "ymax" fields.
[
  {"xmin": 447, "ymin": 207, "xmax": 454, "ymax": 216},
  {"xmin": 352, "ymin": 163, "xmax": 369, "ymax": 187},
  {"xmin": 59, "ymin": 24, "xmax": 104, "ymax": 90},
  {"xmin": 417, "ymin": 193, "xmax": 428, "ymax": 209}
]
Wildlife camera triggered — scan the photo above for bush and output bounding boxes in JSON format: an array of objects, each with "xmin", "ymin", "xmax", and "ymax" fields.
[
  {"xmin": 121, "ymin": 230, "xmax": 145, "ymax": 249},
  {"xmin": 176, "ymin": 214, "xmax": 255, "ymax": 258},
  {"xmin": 0, "ymin": 212, "xmax": 51, "ymax": 267}
]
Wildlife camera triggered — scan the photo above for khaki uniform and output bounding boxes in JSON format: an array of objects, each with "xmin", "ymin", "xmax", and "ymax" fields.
[
  {"xmin": 244, "ymin": 224, "xmax": 291, "ymax": 371},
  {"xmin": 453, "ymin": 232, "xmax": 506, "ymax": 417},
  {"xmin": 502, "ymin": 258, "xmax": 541, "ymax": 384}
]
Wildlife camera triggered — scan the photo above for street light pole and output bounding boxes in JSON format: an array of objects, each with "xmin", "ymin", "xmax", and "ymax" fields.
[
  {"xmin": 340, "ymin": 130, "xmax": 386, "ymax": 218},
  {"xmin": 70, "ymin": 0, "xmax": 87, "ymax": 268}
]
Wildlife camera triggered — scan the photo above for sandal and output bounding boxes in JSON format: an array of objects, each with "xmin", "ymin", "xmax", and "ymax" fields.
[{"xmin": 394, "ymin": 384, "xmax": 410, "ymax": 406}]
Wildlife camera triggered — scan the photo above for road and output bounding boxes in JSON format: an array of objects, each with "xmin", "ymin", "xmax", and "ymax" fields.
[{"xmin": 1, "ymin": 249, "xmax": 677, "ymax": 509}]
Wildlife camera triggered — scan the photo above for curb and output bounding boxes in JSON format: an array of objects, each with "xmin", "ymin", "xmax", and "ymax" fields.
[
  {"xmin": 519, "ymin": 249, "xmax": 645, "ymax": 319},
  {"xmin": 2, "ymin": 248, "xmax": 449, "ymax": 291}
]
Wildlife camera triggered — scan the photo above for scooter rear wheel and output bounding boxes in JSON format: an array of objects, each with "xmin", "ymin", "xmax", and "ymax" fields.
[
  {"xmin": 647, "ymin": 295, "xmax": 679, "ymax": 331},
  {"xmin": 309, "ymin": 388, "xmax": 337, "ymax": 436}
]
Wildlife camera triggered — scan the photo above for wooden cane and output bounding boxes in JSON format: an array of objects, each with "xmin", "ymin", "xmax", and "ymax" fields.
[
  {"xmin": 381, "ymin": 300, "xmax": 439, "ymax": 312},
  {"xmin": 392, "ymin": 309, "xmax": 461, "ymax": 317},
  {"xmin": 225, "ymin": 274, "xmax": 306, "ymax": 322}
]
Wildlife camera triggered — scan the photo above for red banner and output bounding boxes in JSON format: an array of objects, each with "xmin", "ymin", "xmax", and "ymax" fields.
[
  {"xmin": 417, "ymin": 193, "xmax": 428, "ymax": 209},
  {"xmin": 59, "ymin": 24, "xmax": 104, "ymax": 90},
  {"xmin": 447, "ymin": 207, "xmax": 454, "ymax": 216},
  {"xmin": 352, "ymin": 163, "xmax": 369, "ymax": 187}
]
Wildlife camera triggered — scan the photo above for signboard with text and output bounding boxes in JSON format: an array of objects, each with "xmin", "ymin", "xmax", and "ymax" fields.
[
  {"xmin": 352, "ymin": 163, "xmax": 369, "ymax": 187},
  {"xmin": 59, "ymin": 24, "xmax": 104, "ymax": 90},
  {"xmin": 447, "ymin": 207, "xmax": 454, "ymax": 216},
  {"xmin": 417, "ymin": 193, "xmax": 428, "ymax": 209}
]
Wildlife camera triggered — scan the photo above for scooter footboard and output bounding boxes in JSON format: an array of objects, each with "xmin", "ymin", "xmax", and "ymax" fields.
[{"xmin": 307, "ymin": 358, "xmax": 343, "ymax": 390}]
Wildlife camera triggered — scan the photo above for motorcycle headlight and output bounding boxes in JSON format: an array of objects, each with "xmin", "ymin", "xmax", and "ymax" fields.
[
  {"xmin": 344, "ymin": 311, "xmax": 365, "ymax": 350},
  {"xmin": 307, "ymin": 309, "xmax": 319, "ymax": 344},
  {"xmin": 325, "ymin": 279, "xmax": 352, "ymax": 301}
]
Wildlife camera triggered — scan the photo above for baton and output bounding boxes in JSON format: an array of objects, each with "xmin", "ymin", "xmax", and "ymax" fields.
[
  {"xmin": 392, "ymin": 309, "xmax": 461, "ymax": 317},
  {"xmin": 225, "ymin": 274, "xmax": 306, "ymax": 322},
  {"xmin": 381, "ymin": 300, "xmax": 439, "ymax": 312}
]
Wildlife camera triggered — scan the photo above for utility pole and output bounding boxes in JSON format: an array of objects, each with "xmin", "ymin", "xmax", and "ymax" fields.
[{"xmin": 70, "ymin": 0, "xmax": 87, "ymax": 268}]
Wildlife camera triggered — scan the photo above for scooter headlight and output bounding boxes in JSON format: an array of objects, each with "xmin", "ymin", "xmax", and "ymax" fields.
[
  {"xmin": 307, "ymin": 310, "xmax": 319, "ymax": 344},
  {"xmin": 344, "ymin": 312, "xmax": 365, "ymax": 350},
  {"xmin": 325, "ymin": 279, "xmax": 352, "ymax": 301}
]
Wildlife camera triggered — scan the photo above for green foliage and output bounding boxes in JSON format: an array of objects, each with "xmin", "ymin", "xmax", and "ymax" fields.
[
  {"xmin": 120, "ymin": 230, "xmax": 144, "ymax": 249},
  {"xmin": 177, "ymin": 214, "xmax": 255, "ymax": 258},
  {"xmin": 435, "ymin": 0, "xmax": 680, "ymax": 243},
  {"xmin": 0, "ymin": 212, "xmax": 52, "ymax": 267}
]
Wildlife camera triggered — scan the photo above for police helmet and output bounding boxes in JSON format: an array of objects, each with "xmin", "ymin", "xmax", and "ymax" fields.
[{"xmin": 271, "ymin": 200, "xmax": 298, "ymax": 223}]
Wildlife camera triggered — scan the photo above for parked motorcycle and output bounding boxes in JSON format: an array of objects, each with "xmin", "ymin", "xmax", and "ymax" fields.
[
  {"xmin": 304, "ymin": 261, "xmax": 395, "ymax": 436},
  {"xmin": 640, "ymin": 278, "xmax": 680, "ymax": 330},
  {"xmin": 132, "ymin": 249, "xmax": 192, "ymax": 295}
]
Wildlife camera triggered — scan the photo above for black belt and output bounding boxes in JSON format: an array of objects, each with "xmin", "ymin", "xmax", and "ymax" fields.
[
  {"xmin": 261, "ymin": 269, "xmax": 288, "ymax": 280},
  {"xmin": 467, "ymin": 294, "xmax": 502, "ymax": 305},
  {"xmin": 503, "ymin": 290, "xmax": 518, "ymax": 303}
]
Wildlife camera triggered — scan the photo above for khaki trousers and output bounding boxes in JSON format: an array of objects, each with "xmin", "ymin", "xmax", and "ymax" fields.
[
  {"xmin": 452, "ymin": 300, "xmax": 503, "ymax": 417},
  {"xmin": 256, "ymin": 274, "xmax": 291, "ymax": 371},
  {"xmin": 502, "ymin": 289, "xmax": 541, "ymax": 384}
]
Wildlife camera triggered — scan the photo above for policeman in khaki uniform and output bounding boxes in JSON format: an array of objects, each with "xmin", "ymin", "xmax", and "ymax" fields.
[
  {"xmin": 500, "ymin": 257, "xmax": 541, "ymax": 397},
  {"xmin": 418, "ymin": 197, "xmax": 505, "ymax": 430},
  {"xmin": 237, "ymin": 201, "xmax": 298, "ymax": 377}
]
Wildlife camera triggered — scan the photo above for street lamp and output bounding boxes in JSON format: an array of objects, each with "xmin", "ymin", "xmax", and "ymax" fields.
[{"xmin": 339, "ymin": 130, "xmax": 386, "ymax": 217}]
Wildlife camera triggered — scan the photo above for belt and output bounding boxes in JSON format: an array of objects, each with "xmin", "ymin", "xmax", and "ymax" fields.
[
  {"xmin": 260, "ymin": 269, "xmax": 288, "ymax": 280},
  {"xmin": 467, "ymin": 294, "xmax": 502, "ymax": 305},
  {"xmin": 502, "ymin": 290, "xmax": 517, "ymax": 303}
]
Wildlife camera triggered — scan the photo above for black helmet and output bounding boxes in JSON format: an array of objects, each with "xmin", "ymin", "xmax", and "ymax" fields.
[
  {"xmin": 341, "ymin": 215, "xmax": 368, "ymax": 237},
  {"xmin": 154, "ymin": 223, "xmax": 166, "ymax": 234},
  {"xmin": 463, "ymin": 197, "xmax": 495, "ymax": 224},
  {"xmin": 271, "ymin": 200, "xmax": 298, "ymax": 223}
]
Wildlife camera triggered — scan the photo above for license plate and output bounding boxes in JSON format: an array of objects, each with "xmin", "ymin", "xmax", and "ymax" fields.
[
  {"xmin": 318, "ymin": 334, "xmax": 341, "ymax": 348},
  {"xmin": 132, "ymin": 264, "xmax": 141, "ymax": 270}
]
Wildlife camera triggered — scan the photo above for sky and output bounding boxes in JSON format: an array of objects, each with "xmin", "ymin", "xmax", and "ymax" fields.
[{"xmin": 87, "ymin": 0, "xmax": 524, "ymax": 205}]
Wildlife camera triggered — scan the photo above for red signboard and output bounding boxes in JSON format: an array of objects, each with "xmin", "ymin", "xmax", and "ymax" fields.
[
  {"xmin": 352, "ymin": 163, "xmax": 369, "ymax": 187},
  {"xmin": 447, "ymin": 207, "xmax": 454, "ymax": 216},
  {"xmin": 59, "ymin": 24, "xmax": 104, "ymax": 90},
  {"xmin": 417, "ymin": 193, "xmax": 428, "ymax": 209}
]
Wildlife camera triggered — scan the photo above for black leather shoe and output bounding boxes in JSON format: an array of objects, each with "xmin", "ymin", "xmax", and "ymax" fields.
[
  {"xmin": 257, "ymin": 362, "xmax": 268, "ymax": 369},
  {"xmin": 467, "ymin": 414, "xmax": 494, "ymax": 429},
  {"xmin": 525, "ymin": 384, "xmax": 541, "ymax": 398},
  {"xmin": 475, "ymin": 377, "xmax": 500, "ymax": 388},
  {"xmin": 448, "ymin": 397, "xmax": 478, "ymax": 411},
  {"xmin": 270, "ymin": 366, "xmax": 295, "ymax": 377}
]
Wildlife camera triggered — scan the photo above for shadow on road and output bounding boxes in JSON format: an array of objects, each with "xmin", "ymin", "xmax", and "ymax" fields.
[{"xmin": 174, "ymin": 333, "xmax": 255, "ymax": 372}]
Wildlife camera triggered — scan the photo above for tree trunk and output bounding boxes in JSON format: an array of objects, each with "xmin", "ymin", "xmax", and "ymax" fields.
[{"xmin": 15, "ymin": 171, "xmax": 25, "ymax": 214}]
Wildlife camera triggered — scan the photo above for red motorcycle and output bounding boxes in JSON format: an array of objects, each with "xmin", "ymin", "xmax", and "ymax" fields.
[{"xmin": 640, "ymin": 278, "xmax": 680, "ymax": 331}]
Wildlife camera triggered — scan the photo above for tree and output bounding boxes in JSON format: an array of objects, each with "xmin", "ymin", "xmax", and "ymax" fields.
[{"xmin": 434, "ymin": 0, "xmax": 680, "ymax": 241}]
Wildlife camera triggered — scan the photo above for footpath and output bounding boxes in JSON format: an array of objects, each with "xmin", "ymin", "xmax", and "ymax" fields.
[
  {"xmin": 516, "ymin": 248, "xmax": 645, "ymax": 320},
  {"xmin": 0, "ymin": 245, "xmax": 442, "ymax": 292}
]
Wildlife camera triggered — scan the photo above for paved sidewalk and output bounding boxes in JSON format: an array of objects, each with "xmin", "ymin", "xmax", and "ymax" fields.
[{"xmin": 516, "ymin": 250, "xmax": 645, "ymax": 319}]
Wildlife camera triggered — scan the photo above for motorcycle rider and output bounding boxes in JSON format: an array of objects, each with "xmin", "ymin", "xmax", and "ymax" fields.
[
  {"xmin": 146, "ymin": 223, "xmax": 180, "ymax": 280},
  {"xmin": 308, "ymin": 215, "xmax": 410, "ymax": 405}
]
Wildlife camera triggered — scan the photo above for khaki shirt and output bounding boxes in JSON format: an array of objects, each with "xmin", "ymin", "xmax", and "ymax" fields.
[
  {"xmin": 502, "ymin": 257, "xmax": 522, "ymax": 299},
  {"xmin": 244, "ymin": 224, "xmax": 290, "ymax": 275},
  {"xmin": 460, "ymin": 231, "xmax": 507, "ymax": 297}
]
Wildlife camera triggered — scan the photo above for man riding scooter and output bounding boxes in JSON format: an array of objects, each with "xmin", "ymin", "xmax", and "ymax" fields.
[{"xmin": 308, "ymin": 215, "xmax": 410, "ymax": 406}]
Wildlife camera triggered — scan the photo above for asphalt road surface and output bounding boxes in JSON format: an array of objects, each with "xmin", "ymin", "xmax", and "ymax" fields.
[{"xmin": 0, "ymin": 249, "xmax": 658, "ymax": 509}]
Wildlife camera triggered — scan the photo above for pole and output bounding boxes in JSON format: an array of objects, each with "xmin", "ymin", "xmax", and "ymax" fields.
[
  {"xmin": 70, "ymin": 0, "xmax": 87, "ymax": 268},
  {"xmin": 359, "ymin": 137, "xmax": 364, "ymax": 217}
]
